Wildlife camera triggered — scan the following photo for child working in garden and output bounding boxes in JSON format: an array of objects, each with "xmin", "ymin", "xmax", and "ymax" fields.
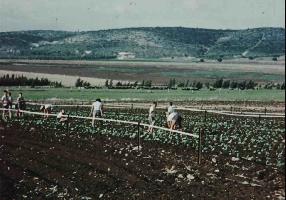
[{"xmin": 90, "ymin": 99, "xmax": 103, "ymax": 127}]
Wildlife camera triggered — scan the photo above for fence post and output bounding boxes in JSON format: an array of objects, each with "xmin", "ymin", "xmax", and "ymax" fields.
[
  {"xmin": 264, "ymin": 107, "xmax": 267, "ymax": 116},
  {"xmin": 204, "ymin": 110, "xmax": 207, "ymax": 123},
  {"xmin": 230, "ymin": 106, "xmax": 233, "ymax": 114},
  {"xmin": 198, "ymin": 128, "xmax": 202, "ymax": 165},
  {"xmin": 137, "ymin": 121, "xmax": 141, "ymax": 150},
  {"xmin": 66, "ymin": 115, "xmax": 70, "ymax": 134},
  {"xmin": 258, "ymin": 114, "xmax": 261, "ymax": 124}
]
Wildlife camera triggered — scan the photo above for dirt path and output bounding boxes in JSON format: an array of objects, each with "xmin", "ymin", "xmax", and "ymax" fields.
[{"xmin": 0, "ymin": 124, "xmax": 285, "ymax": 199}]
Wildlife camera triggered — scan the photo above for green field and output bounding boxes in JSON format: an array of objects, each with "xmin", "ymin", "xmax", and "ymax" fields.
[{"xmin": 3, "ymin": 87, "xmax": 285, "ymax": 102}]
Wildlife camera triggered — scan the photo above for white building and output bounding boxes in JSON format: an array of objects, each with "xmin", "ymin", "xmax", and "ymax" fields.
[{"xmin": 117, "ymin": 52, "xmax": 136, "ymax": 60}]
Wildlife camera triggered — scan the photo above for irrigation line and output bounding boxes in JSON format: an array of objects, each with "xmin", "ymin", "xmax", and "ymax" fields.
[
  {"xmin": 0, "ymin": 108, "xmax": 199, "ymax": 138},
  {"xmin": 25, "ymin": 102, "xmax": 285, "ymax": 118}
]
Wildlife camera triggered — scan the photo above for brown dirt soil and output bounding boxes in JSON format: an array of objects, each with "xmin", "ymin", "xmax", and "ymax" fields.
[{"xmin": 0, "ymin": 124, "xmax": 285, "ymax": 199}]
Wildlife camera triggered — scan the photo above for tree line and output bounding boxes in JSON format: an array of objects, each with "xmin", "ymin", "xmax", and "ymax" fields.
[
  {"xmin": 102, "ymin": 78, "xmax": 285, "ymax": 90},
  {"xmin": 0, "ymin": 74, "xmax": 62, "ymax": 87}
]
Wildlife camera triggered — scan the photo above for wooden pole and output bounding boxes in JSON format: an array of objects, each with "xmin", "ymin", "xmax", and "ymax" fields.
[
  {"xmin": 137, "ymin": 121, "xmax": 141, "ymax": 150},
  {"xmin": 198, "ymin": 128, "xmax": 202, "ymax": 165}
]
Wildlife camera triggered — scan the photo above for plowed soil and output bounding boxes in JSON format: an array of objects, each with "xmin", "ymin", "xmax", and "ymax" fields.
[{"xmin": 0, "ymin": 124, "xmax": 285, "ymax": 199}]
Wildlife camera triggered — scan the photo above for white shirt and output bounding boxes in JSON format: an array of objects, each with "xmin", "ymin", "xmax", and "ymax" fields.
[
  {"xmin": 1, "ymin": 95, "xmax": 8, "ymax": 106},
  {"xmin": 92, "ymin": 101, "xmax": 102, "ymax": 111},
  {"xmin": 149, "ymin": 105, "xmax": 155, "ymax": 117},
  {"xmin": 167, "ymin": 105, "xmax": 175, "ymax": 115},
  {"xmin": 45, "ymin": 104, "xmax": 52, "ymax": 109},
  {"xmin": 57, "ymin": 112, "xmax": 64, "ymax": 119},
  {"xmin": 167, "ymin": 112, "xmax": 179, "ymax": 122}
]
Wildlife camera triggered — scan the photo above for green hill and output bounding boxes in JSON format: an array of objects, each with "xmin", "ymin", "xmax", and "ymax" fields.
[{"xmin": 0, "ymin": 27, "xmax": 284, "ymax": 59}]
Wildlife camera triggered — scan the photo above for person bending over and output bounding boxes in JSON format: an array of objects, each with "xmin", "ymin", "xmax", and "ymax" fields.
[
  {"xmin": 167, "ymin": 112, "xmax": 183, "ymax": 130},
  {"xmin": 57, "ymin": 109, "xmax": 68, "ymax": 124},
  {"xmin": 40, "ymin": 104, "xmax": 52, "ymax": 118}
]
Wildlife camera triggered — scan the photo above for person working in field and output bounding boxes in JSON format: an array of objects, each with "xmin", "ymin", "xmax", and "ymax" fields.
[
  {"xmin": 40, "ymin": 104, "xmax": 52, "ymax": 118},
  {"xmin": 90, "ymin": 98, "xmax": 103, "ymax": 127},
  {"xmin": 16, "ymin": 92, "xmax": 26, "ymax": 117},
  {"xmin": 1, "ymin": 90, "xmax": 10, "ymax": 120},
  {"xmin": 167, "ymin": 112, "xmax": 183, "ymax": 130},
  {"xmin": 147, "ymin": 102, "xmax": 157, "ymax": 133},
  {"xmin": 7, "ymin": 91, "xmax": 13, "ymax": 119},
  {"xmin": 57, "ymin": 109, "xmax": 68, "ymax": 124}
]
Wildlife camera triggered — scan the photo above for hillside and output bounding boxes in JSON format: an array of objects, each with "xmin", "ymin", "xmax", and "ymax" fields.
[{"xmin": 0, "ymin": 27, "xmax": 284, "ymax": 59}]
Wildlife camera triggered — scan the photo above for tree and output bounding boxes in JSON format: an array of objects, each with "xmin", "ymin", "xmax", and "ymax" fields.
[
  {"xmin": 105, "ymin": 80, "xmax": 109, "ymax": 87},
  {"xmin": 177, "ymin": 82, "xmax": 185, "ymax": 87},
  {"xmin": 246, "ymin": 80, "xmax": 256, "ymax": 90},
  {"xmin": 75, "ymin": 78, "xmax": 83, "ymax": 87},
  {"xmin": 230, "ymin": 81, "xmax": 238, "ymax": 89},
  {"xmin": 281, "ymin": 82, "xmax": 285, "ymax": 90},
  {"xmin": 109, "ymin": 80, "xmax": 113, "ymax": 87},
  {"xmin": 238, "ymin": 81, "xmax": 247, "ymax": 90},
  {"xmin": 217, "ymin": 57, "xmax": 223, "ymax": 62},
  {"xmin": 222, "ymin": 80, "xmax": 230, "ymax": 89},
  {"xmin": 213, "ymin": 78, "xmax": 223, "ymax": 88},
  {"xmin": 133, "ymin": 81, "xmax": 138, "ymax": 87},
  {"xmin": 195, "ymin": 82, "xmax": 203, "ymax": 90},
  {"xmin": 185, "ymin": 80, "xmax": 190, "ymax": 87},
  {"xmin": 116, "ymin": 81, "xmax": 122, "ymax": 87},
  {"xmin": 145, "ymin": 80, "xmax": 152, "ymax": 88}
]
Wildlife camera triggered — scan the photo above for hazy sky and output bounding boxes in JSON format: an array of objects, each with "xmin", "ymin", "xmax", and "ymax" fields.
[{"xmin": 0, "ymin": 0, "xmax": 285, "ymax": 32}]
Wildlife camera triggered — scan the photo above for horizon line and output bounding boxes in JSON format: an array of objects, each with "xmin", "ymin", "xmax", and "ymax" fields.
[{"xmin": 0, "ymin": 25, "xmax": 285, "ymax": 33}]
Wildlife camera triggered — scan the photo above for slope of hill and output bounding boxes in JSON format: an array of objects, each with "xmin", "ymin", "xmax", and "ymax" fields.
[{"xmin": 0, "ymin": 27, "xmax": 284, "ymax": 59}]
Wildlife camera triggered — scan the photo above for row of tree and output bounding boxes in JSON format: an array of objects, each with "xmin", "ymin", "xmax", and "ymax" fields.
[
  {"xmin": 102, "ymin": 78, "xmax": 285, "ymax": 90},
  {"xmin": 0, "ymin": 74, "xmax": 62, "ymax": 87}
]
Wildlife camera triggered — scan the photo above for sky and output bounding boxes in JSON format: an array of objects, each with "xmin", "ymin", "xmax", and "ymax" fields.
[{"xmin": 0, "ymin": 0, "xmax": 285, "ymax": 32}]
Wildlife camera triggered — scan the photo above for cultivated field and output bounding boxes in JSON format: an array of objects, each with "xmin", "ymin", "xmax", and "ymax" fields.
[
  {"xmin": 0, "ymin": 59, "xmax": 285, "ymax": 199},
  {"xmin": 0, "ymin": 104, "xmax": 285, "ymax": 199},
  {"xmin": 0, "ymin": 59, "xmax": 284, "ymax": 84},
  {"xmin": 2, "ymin": 87, "xmax": 285, "ymax": 103}
]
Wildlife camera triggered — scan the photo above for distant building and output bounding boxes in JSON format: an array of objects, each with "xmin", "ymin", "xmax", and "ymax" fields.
[
  {"xmin": 84, "ymin": 50, "xmax": 92, "ymax": 55},
  {"xmin": 117, "ymin": 52, "xmax": 135, "ymax": 60}
]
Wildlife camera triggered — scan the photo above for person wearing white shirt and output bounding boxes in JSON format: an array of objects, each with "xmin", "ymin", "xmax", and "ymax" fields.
[
  {"xmin": 167, "ymin": 112, "xmax": 183, "ymax": 130},
  {"xmin": 1, "ymin": 90, "xmax": 9, "ymax": 120},
  {"xmin": 147, "ymin": 102, "xmax": 157, "ymax": 133},
  {"xmin": 166, "ymin": 102, "xmax": 176, "ymax": 123},
  {"xmin": 90, "ymin": 99, "xmax": 103, "ymax": 127},
  {"xmin": 57, "ymin": 109, "xmax": 68, "ymax": 124},
  {"xmin": 167, "ymin": 102, "xmax": 176, "ymax": 115}
]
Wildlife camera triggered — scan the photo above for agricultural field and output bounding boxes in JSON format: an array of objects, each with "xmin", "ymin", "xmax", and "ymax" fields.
[
  {"xmin": 0, "ymin": 59, "xmax": 285, "ymax": 84},
  {"xmin": 0, "ymin": 104, "xmax": 285, "ymax": 199},
  {"xmin": 2, "ymin": 87, "xmax": 285, "ymax": 102}
]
